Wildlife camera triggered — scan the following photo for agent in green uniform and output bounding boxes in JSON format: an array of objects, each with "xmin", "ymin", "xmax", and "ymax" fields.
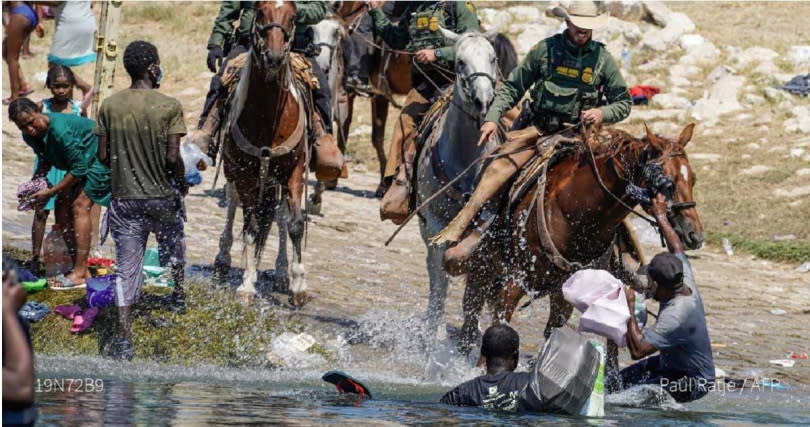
[
  {"xmin": 436, "ymin": 1, "xmax": 632, "ymax": 269},
  {"xmin": 9, "ymin": 98, "xmax": 111, "ymax": 289},
  {"xmin": 369, "ymin": 0, "xmax": 480, "ymax": 223},
  {"xmin": 190, "ymin": 1, "xmax": 343, "ymax": 179}
]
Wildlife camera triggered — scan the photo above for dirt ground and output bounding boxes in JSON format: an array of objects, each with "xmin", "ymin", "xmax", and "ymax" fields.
[{"xmin": 2, "ymin": 2, "xmax": 809, "ymax": 385}]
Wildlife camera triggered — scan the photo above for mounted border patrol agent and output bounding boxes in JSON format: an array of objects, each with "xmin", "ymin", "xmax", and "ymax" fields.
[
  {"xmin": 189, "ymin": 1, "xmax": 343, "ymax": 178},
  {"xmin": 368, "ymin": 0, "xmax": 481, "ymax": 224},
  {"xmin": 433, "ymin": 1, "xmax": 632, "ymax": 268}
]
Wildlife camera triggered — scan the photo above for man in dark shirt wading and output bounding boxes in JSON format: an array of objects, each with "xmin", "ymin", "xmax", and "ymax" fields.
[{"xmin": 441, "ymin": 325, "xmax": 534, "ymax": 411}]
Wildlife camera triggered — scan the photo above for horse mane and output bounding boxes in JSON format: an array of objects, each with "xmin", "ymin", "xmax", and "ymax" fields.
[
  {"xmin": 570, "ymin": 126, "xmax": 679, "ymax": 181},
  {"xmin": 491, "ymin": 32, "xmax": 518, "ymax": 77}
]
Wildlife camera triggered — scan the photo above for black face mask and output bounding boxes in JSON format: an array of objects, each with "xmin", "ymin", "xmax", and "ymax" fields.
[{"xmin": 149, "ymin": 64, "xmax": 164, "ymax": 89}]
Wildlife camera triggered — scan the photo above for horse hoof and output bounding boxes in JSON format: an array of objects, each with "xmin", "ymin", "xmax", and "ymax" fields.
[
  {"xmin": 235, "ymin": 290, "xmax": 255, "ymax": 304},
  {"xmin": 324, "ymin": 179, "xmax": 338, "ymax": 190},
  {"xmin": 213, "ymin": 260, "xmax": 230, "ymax": 285},
  {"xmin": 306, "ymin": 198, "xmax": 322, "ymax": 216},
  {"xmin": 374, "ymin": 183, "xmax": 387, "ymax": 198},
  {"xmin": 290, "ymin": 292, "xmax": 311, "ymax": 308}
]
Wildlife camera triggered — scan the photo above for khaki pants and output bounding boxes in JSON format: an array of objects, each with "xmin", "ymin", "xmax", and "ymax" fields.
[
  {"xmin": 431, "ymin": 126, "xmax": 544, "ymax": 244},
  {"xmin": 383, "ymin": 88, "xmax": 432, "ymax": 180}
]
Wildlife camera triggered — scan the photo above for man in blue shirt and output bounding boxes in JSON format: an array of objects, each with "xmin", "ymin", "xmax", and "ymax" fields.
[{"xmin": 614, "ymin": 194, "xmax": 715, "ymax": 403}]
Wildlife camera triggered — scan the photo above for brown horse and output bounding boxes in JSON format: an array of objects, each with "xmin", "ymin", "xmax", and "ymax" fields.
[
  {"xmin": 333, "ymin": 1, "xmax": 518, "ymax": 195},
  {"xmin": 458, "ymin": 123, "xmax": 704, "ymax": 353},
  {"xmin": 214, "ymin": 1, "xmax": 310, "ymax": 306}
]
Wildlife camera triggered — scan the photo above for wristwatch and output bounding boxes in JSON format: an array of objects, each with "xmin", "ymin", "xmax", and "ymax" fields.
[{"xmin": 434, "ymin": 49, "xmax": 442, "ymax": 58}]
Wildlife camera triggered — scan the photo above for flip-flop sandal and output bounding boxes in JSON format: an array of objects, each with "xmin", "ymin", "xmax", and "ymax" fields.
[
  {"xmin": 50, "ymin": 274, "xmax": 87, "ymax": 291},
  {"xmin": 322, "ymin": 370, "xmax": 372, "ymax": 398},
  {"xmin": 2, "ymin": 97, "xmax": 16, "ymax": 105},
  {"xmin": 55, "ymin": 304, "xmax": 82, "ymax": 320},
  {"xmin": 18, "ymin": 86, "xmax": 34, "ymax": 97},
  {"xmin": 71, "ymin": 307, "xmax": 99, "ymax": 333}
]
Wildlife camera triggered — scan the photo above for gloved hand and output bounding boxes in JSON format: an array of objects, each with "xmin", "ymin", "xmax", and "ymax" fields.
[{"xmin": 206, "ymin": 44, "xmax": 224, "ymax": 72}]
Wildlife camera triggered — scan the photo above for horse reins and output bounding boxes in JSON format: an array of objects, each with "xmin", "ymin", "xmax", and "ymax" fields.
[{"xmin": 384, "ymin": 122, "xmax": 580, "ymax": 246}]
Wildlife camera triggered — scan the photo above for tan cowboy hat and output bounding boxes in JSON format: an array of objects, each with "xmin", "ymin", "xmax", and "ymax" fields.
[{"xmin": 552, "ymin": 1, "xmax": 609, "ymax": 30}]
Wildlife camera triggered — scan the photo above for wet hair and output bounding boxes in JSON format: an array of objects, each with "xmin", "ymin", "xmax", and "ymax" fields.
[
  {"xmin": 45, "ymin": 65, "xmax": 76, "ymax": 88},
  {"xmin": 481, "ymin": 324, "xmax": 519, "ymax": 360},
  {"xmin": 123, "ymin": 40, "xmax": 159, "ymax": 80},
  {"xmin": 8, "ymin": 97, "xmax": 41, "ymax": 123}
]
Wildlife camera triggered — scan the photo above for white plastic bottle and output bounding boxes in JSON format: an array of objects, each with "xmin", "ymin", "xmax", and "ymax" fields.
[{"xmin": 581, "ymin": 340, "xmax": 606, "ymax": 417}]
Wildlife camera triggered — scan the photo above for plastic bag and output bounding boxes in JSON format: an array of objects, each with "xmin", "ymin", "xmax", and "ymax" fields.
[
  {"xmin": 579, "ymin": 286, "xmax": 630, "ymax": 347},
  {"xmin": 580, "ymin": 340, "xmax": 606, "ymax": 417},
  {"xmin": 522, "ymin": 327, "xmax": 600, "ymax": 415},
  {"xmin": 181, "ymin": 140, "xmax": 213, "ymax": 185}
]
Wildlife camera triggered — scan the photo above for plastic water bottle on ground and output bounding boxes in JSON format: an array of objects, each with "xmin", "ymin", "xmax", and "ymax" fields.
[
  {"xmin": 722, "ymin": 238, "xmax": 734, "ymax": 256},
  {"xmin": 621, "ymin": 48, "xmax": 632, "ymax": 70},
  {"xmin": 44, "ymin": 224, "xmax": 71, "ymax": 278}
]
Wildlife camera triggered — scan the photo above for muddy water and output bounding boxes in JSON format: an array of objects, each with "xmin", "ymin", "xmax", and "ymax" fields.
[{"xmin": 34, "ymin": 355, "xmax": 810, "ymax": 425}]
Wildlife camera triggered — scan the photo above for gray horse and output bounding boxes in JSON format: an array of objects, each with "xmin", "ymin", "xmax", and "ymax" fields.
[{"xmin": 416, "ymin": 31, "xmax": 499, "ymax": 344}]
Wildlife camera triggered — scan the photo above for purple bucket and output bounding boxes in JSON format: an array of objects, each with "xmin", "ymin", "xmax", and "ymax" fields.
[{"xmin": 87, "ymin": 275, "xmax": 116, "ymax": 308}]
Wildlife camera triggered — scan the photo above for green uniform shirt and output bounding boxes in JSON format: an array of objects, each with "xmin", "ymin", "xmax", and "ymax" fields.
[
  {"xmin": 485, "ymin": 32, "xmax": 631, "ymax": 127},
  {"xmin": 369, "ymin": 1, "xmax": 480, "ymax": 64},
  {"xmin": 94, "ymin": 89, "xmax": 187, "ymax": 200},
  {"xmin": 207, "ymin": 1, "xmax": 329, "ymax": 49},
  {"xmin": 24, "ymin": 113, "xmax": 111, "ymax": 207}
]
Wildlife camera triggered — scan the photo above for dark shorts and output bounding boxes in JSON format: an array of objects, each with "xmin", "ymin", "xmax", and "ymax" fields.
[{"xmin": 611, "ymin": 355, "xmax": 712, "ymax": 403}]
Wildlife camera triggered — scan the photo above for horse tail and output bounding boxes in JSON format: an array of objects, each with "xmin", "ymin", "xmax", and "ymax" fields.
[{"xmin": 493, "ymin": 32, "xmax": 518, "ymax": 77}]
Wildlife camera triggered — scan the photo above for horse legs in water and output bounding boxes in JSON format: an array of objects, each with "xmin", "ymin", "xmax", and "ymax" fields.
[
  {"xmin": 235, "ymin": 186, "xmax": 276, "ymax": 303},
  {"xmin": 274, "ymin": 196, "xmax": 290, "ymax": 293},
  {"xmin": 287, "ymin": 158, "xmax": 308, "ymax": 307},
  {"xmin": 370, "ymin": 94, "xmax": 389, "ymax": 197},
  {"xmin": 425, "ymin": 242, "xmax": 451, "ymax": 343},
  {"xmin": 546, "ymin": 290, "xmax": 574, "ymax": 338},
  {"xmin": 215, "ymin": 181, "xmax": 239, "ymax": 284},
  {"xmin": 458, "ymin": 264, "xmax": 495, "ymax": 355}
]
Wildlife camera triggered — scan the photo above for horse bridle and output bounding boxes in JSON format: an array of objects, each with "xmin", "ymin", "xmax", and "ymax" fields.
[
  {"xmin": 251, "ymin": 14, "xmax": 295, "ymax": 69},
  {"xmin": 460, "ymin": 71, "xmax": 497, "ymax": 100}
]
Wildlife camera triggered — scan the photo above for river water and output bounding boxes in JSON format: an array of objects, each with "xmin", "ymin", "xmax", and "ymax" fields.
[{"xmin": 34, "ymin": 355, "xmax": 809, "ymax": 426}]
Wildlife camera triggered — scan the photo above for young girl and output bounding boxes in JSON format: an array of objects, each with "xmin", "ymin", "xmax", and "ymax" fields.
[
  {"xmin": 10, "ymin": 98, "xmax": 111, "ymax": 289},
  {"xmin": 2, "ymin": 1, "xmax": 43, "ymax": 105},
  {"xmin": 27, "ymin": 65, "xmax": 83, "ymax": 274}
]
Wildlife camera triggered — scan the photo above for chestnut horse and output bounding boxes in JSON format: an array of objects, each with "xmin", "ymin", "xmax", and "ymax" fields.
[
  {"xmin": 333, "ymin": 1, "xmax": 518, "ymax": 195},
  {"xmin": 214, "ymin": 1, "xmax": 309, "ymax": 306},
  {"xmin": 458, "ymin": 123, "xmax": 704, "ymax": 353}
]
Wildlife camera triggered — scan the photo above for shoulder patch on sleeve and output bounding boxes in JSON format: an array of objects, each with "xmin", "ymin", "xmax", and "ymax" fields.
[{"xmin": 465, "ymin": 1, "xmax": 476, "ymax": 13}]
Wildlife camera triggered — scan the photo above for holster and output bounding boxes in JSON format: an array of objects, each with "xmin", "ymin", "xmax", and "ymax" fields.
[{"xmin": 510, "ymin": 99, "xmax": 534, "ymax": 131}]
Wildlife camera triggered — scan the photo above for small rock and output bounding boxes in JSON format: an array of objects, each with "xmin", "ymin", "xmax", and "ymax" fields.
[
  {"xmin": 640, "ymin": 12, "xmax": 695, "ymax": 51},
  {"xmin": 515, "ymin": 24, "xmax": 558, "ymax": 56},
  {"xmin": 796, "ymin": 168, "xmax": 810, "ymax": 177},
  {"xmin": 752, "ymin": 61, "xmax": 779, "ymax": 76},
  {"xmin": 752, "ymin": 112, "xmax": 773, "ymax": 126},
  {"xmin": 773, "ymin": 234, "xmax": 796, "ymax": 241},
  {"xmin": 773, "ymin": 185, "xmax": 810, "ymax": 198},
  {"xmin": 743, "ymin": 93, "xmax": 765, "ymax": 106},
  {"xmin": 690, "ymin": 153, "xmax": 722, "ymax": 162},
  {"xmin": 690, "ymin": 75, "xmax": 745, "ymax": 124},
  {"xmin": 790, "ymin": 147, "xmax": 806, "ymax": 158},
  {"xmin": 746, "ymin": 143, "xmax": 761, "ymax": 150},
  {"xmin": 628, "ymin": 108, "xmax": 686, "ymax": 122},
  {"xmin": 509, "ymin": 5, "xmax": 543, "ymax": 23},
  {"xmin": 605, "ymin": 0, "xmax": 645, "ymax": 21},
  {"xmin": 769, "ymin": 308, "xmax": 788, "ymax": 316},
  {"xmin": 641, "ymin": 0, "xmax": 672, "ymax": 26},
  {"xmin": 740, "ymin": 165, "xmax": 771, "ymax": 176},
  {"xmin": 652, "ymin": 93, "xmax": 690, "ymax": 109},
  {"xmin": 706, "ymin": 65, "xmax": 736, "ymax": 84},
  {"xmin": 786, "ymin": 45, "xmax": 810, "ymax": 68},
  {"xmin": 764, "ymin": 87, "xmax": 788, "ymax": 102},
  {"xmin": 740, "ymin": 154, "xmax": 752, "ymax": 160},
  {"xmin": 734, "ymin": 47, "xmax": 779, "ymax": 68},
  {"xmin": 796, "ymin": 261, "xmax": 810, "ymax": 273},
  {"xmin": 478, "ymin": 8, "xmax": 511, "ymax": 32}
]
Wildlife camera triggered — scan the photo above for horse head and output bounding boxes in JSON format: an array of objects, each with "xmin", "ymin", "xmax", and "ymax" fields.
[
  {"xmin": 644, "ymin": 123, "xmax": 705, "ymax": 250},
  {"xmin": 253, "ymin": 1, "xmax": 296, "ymax": 77},
  {"xmin": 442, "ymin": 29, "xmax": 497, "ymax": 120},
  {"xmin": 311, "ymin": 17, "xmax": 343, "ymax": 75}
]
